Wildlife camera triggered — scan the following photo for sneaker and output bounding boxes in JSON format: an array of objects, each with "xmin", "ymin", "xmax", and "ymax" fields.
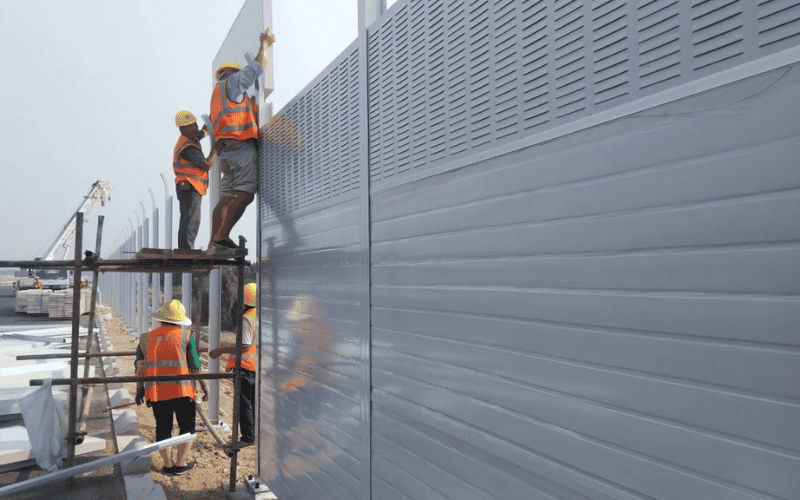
[
  {"xmin": 215, "ymin": 239, "xmax": 239, "ymax": 249},
  {"xmin": 204, "ymin": 243, "xmax": 244, "ymax": 258},
  {"xmin": 171, "ymin": 462, "xmax": 195, "ymax": 476},
  {"xmin": 161, "ymin": 466, "xmax": 176, "ymax": 475}
]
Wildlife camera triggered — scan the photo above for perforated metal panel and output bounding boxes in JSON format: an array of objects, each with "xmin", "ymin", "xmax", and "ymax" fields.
[
  {"xmin": 260, "ymin": 43, "xmax": 360, "ymax": 218},
  {"xmin": 368, "ymin": 0, "xmax": 800, "ymax": 186}
]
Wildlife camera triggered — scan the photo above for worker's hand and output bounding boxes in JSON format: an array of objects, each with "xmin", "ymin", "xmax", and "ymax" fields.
[
  {"xmin": 135, "ymin": 387, "xmax": 145, "ymax": 406},
  {"xmin": 209, "ymin": 348, "xmax": 223, "ymax": 359},
  {"xmin": 260, "ymin": 28, "xmax": 275, "ymax": 47},
  {"xmin": 201, "ymin": 123, "xmax": 208, "ymax": 134},
  {"xmin": 201, "ymin": 388, "xmax": 209, "ymax": 402}
]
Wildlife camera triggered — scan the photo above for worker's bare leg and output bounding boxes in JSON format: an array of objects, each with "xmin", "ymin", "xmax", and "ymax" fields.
[
  {"xmin": 159, "ymin": 447, "xmax": 174, "ymax": 468},
  {"xmin": 174, "ymin": 441, "xmax": 192, "ymax": 467},
  {"xmin": 209, "ymin": 190, "xmax": 254, "ymax": 245}
]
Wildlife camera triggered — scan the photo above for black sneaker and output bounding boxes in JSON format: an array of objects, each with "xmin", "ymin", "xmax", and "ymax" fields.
[
  {"xmin": 171, "ymin": 462, "xmax": 195, "ymax": 476},
  {"xmin": 161, "ymin": 466, "xmax": 176, "ymax": 475},
  {"xmin": 214, "ymin": 239, "xmax": 239, "ymax": 249}
]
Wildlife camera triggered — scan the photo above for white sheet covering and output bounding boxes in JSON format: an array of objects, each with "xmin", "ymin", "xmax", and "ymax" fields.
[{"xmin": 17, "ymin": 379, "xmax": 67, "ymax": 472}]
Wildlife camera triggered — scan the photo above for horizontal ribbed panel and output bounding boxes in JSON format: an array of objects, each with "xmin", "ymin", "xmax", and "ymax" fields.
[{"xmin": 370, "ymin": 64, "xmax": 800, "ymax": 499}]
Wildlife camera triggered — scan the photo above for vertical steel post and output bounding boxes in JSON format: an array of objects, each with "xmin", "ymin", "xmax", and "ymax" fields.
[
  {"xmin": 78, "ymin": 215, "xmax": 104, "ymax": 438},
  {"xmin": 229, "ymin": 236, "xmax": 246, "ymax": 492},
  {"xmin": 358, "ymin": 3, "xmax": 380, "ymax": 499},
  {"xmin": 140, "ymin": 202, "xmax": 149, "ymax": 333},
  {"xmin": 150, "ymin": 189, "xmax": 160, "ymax": 323},
  {"xmin": 66, "ymin": 212, "xmax": 84, "ymax": 468},
  {"xmin": 160, "ymin": 173, "xmax": 173, "ymax": 302}
]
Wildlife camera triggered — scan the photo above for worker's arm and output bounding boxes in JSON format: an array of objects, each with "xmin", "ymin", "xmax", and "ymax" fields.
[
  {"xmin": 255, "ymin": 28, "xmax": 275, "ymax": 69},
  {"xmin": 224, "ymin": 28, "xmax": 273, "ymax": 103},
  {"xmin": 180, "ymin": 145, "xmax": 217, "ymax": 172},
  {"xmin": 134, "ymin": 344, "xmax": 145, "ymax": 405},
  {"xmin": 187, "ymin": 333, "xmax": 209, "ymax": 401}
]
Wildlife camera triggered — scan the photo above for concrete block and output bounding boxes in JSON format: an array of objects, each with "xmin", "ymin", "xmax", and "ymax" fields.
[
  {"xmin": 112, "ymin": 409, "xmax": 138, "ymax": 434},
  {"xmin": 118, "ymin": 436, "xmax": 150, "ymax": 476},
  {"xmin": 124, "ymin": 473, "xmax": 167, "ymax": 500},
  {"xmin": 108, "ymin": 388, "xmax": 133, "ymax": 408}
]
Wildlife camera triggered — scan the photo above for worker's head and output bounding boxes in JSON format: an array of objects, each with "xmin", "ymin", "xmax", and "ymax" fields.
[
  {"xmin": 244, "ymin": 283, "xmax": 257, "ymax": 307},
  {"xmin": 175, "ymin": 111, "xmax": 199, "ymax": 140},
  {"xmin": 216, "ymin": 62, "xmax": 241, "ymax": 81},
  {"xmin": 150, "ymin": 299, "xmax": 192, "ymax": 326}
]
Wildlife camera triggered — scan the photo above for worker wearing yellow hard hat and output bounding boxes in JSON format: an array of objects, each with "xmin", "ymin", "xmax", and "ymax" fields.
[
  {"xmin": 205, "ymin": 28, "xmax": 275, "ymax": 257},
  {"xmin": 209, "ymin": 282, "xmax": 259, "ymax": 446},
  {"xmin": 173, "ymin": 110, "xmax": 217, "ymax": 249}
]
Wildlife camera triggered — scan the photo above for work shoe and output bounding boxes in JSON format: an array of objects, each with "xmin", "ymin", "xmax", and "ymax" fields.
[
  {"xmin": 161, "ymin": 466, "xmax": 176, "ymax": 475},
  {"xmin": 214, "ymin": 239, "xmax": 239, "ymax": 249},
  {"xmin": 239, "ymin": 439, "xmax": 255, "ymax": 448},
  {"xmin": 203, "ymin": 242, "xmax": 242, "ymax": 258},
  {"xmin": 171, "ymin": 462, "xmax": 195, "ymax": 476}
]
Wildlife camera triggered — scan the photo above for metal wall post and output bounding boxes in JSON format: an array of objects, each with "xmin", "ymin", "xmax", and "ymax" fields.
[
  {"xmin": 140, "ymin": 202, "xmax": 149, "ymax": 333},
  {"xmin": 66, "ymin": 212, "xmax": 84, "ymax": 469},
  {"xmin": 150, "ymin": 189, "xmax": 160, "ymax": 323},
  {"xmin": 229, "ymin": 236, "xmax": 246, "ymax": 492},
  {"xmin": 160, "ymin": 173, "xmax": 173, "ymax": 302}
]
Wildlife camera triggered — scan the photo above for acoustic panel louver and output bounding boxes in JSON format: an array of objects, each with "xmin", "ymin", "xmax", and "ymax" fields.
[{"xmin": 260, "ymin": 44, "xmax": 360, "ymax": 218}]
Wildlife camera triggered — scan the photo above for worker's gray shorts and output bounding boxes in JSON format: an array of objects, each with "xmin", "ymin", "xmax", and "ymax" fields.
[{"xmin": 220, "ymin": 143, "xmax": 258, "ymax": 195}]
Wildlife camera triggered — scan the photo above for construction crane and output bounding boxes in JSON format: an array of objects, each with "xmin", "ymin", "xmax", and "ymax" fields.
[
  {"xmin": 40, "ymin": 180, "xmax": 112, "ymax": 261},
  {"xmin": 15, "ymin": 181, "xmax": 112, "ymax": 291}
]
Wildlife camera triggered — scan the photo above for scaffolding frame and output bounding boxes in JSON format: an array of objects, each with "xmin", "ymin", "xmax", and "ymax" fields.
[{"xmin": 0, "ymin": 211, "xmax": 252, "ymax": 494}]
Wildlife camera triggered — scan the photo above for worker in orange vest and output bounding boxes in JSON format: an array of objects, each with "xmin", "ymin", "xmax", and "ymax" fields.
[
  {"xmin": 205, "ymin": 28, "xmax": 275, "ymax": 257},
  {"xmin": 209, "ymin": 282, "xmax": 258, "ymax": 446},
  {"xmin": 173, "ymin": 111, "xmax": 217, "ymax": 250},
  {"xmin": 135, "ymin": 300, "xmax": 208, "ymax": 475}
]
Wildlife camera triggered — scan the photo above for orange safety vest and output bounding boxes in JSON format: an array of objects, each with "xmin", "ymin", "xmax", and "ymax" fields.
[
  {"xmin": 225, "ymin": 308, "xmax": 257, "ymax": 372},
  {"xmin": 173, "ymin": 135, "xmax": 209, "ymax": 196},
  {"xmin": 210, "ymin": 78, "xmax": 258, "ymax": 144},
  {"xmin": 138, "ymin": 325, "xmax": 196, "ymax": 403}
]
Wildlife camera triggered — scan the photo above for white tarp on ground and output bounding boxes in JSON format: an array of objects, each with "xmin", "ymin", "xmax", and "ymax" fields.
[{"xmin": 15, "ymin": 379, "xmax": 67, "ymax": 472}]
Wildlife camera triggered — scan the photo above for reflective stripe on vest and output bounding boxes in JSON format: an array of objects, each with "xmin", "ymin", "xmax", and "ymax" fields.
[
  {"xmin": 138, "ymin": 325, "xmax": 196, "ymax": 402},
  {"xmin": 173, "ymin": 135, "xmax": 209, "ymax": 195},
  {"xmin": 225, "ymin": 309, "xmax": 257, "ymax": 372},
  {"xmin": 210, "ymin": 78, "xmax": 258, "ymax": 143}
]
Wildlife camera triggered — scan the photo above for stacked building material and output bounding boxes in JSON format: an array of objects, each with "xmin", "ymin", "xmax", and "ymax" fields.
[
  {"xmin": 47, "ymin": 290, "xmax": 91, "ymax": 318},
  {"xmin": 14, "ymin": 291, "xmax": 29, "ymax": 313},
  {"xmin": 23, "ymin": 290, "xmax": 52, "ymax": 315}
]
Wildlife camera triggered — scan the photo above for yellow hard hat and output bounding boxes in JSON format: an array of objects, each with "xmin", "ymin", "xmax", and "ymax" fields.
[
  {"xmin": 244, "ymin": 283, "xmax": 257, "ymax": 307},
  {"xmin": 216, "ymin": 62, "xmax": 242, "ymax": 80},
  {"xmin": 175, "ymin": 110, "xmax": 197, "ymax": 127},
  {"xmin": 150, "ymin": 299, "xmax": 192, "ymax": 326}
]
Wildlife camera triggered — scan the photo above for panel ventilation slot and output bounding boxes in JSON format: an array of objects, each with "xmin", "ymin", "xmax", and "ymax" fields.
[
  {"xmin": 553, "ymin": 0, "xmax": 587, "ymax": 118},
  {"xmin": 691, "ymin": 0, "xmax": 744, "ymax": 71},
  {"xmin": 638, "ymin": 0, "xmax": 682, "ymax": 89},
  {"xmin": 758, "ymin": 0, "xmax": 800, "ymax": 47},
  {"xmin": 261, "ymin": 46, "xmax": 360, "ymax": 218},
  {"xmin": 593, "ymin": 0, "xmax": 630, "ymax": 105},
  {"xmin": 521, "ymin": 0, "xmax": 551, "ymax": 130}
]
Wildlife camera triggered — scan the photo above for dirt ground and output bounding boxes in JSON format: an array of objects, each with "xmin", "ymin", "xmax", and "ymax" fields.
[{"xmin": 100, "ymin": 303, "xmax": 256, "ymax": 500}]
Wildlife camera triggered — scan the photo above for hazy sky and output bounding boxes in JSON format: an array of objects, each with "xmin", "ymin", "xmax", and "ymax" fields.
[{"xmin": 0, "ymin": 0, "xmax": 358, "ymax": 260}]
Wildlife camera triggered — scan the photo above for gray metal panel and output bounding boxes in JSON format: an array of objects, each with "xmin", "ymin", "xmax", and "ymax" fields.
[
  {"xmin": 370, "ymin": 59, "xmax": 800, "ymax": 500},
  {"xmin": 368, "ymin": 0, "xmax": 800, "ymax": 189},
  {"xmin": 257, "ymin": 40, "xmax": 369, "ymax": 500}
]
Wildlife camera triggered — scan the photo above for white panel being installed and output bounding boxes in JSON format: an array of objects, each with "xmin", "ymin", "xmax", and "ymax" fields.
[{"xmin": 212, "ymin": 0, "xmax": 273, "ymax": 117}]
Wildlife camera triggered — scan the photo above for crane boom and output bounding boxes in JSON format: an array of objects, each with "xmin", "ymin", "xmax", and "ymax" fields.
[{"xmin": 41, "ymin": 181, "xmax": 112, "ymax": 261}]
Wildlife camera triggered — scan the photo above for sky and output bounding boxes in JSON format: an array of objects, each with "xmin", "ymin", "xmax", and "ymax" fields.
[{"xmin": 0, "ymin": 0, "xmax": 359, "ymax": 261}]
